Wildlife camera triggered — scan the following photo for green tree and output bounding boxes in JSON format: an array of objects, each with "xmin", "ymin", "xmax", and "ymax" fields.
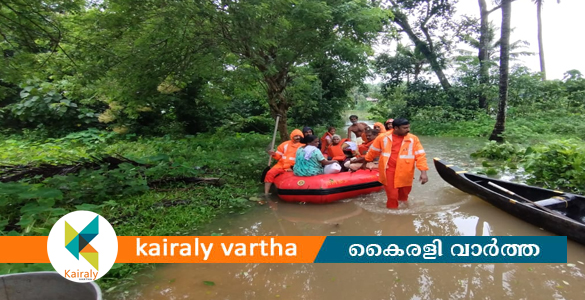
[
  {"xmin": 375, "ymin": 43, "xmax": 429, "ymax": 88},
  {"xmin": 214, "ymin": 0, "xmax": 386, "ymax": 140},
  {"xmin": 457, "ymin": 19, "xmax": 533, "ymax": 110},
  {"xmin": 0, "ymin": 0, "xmax": 83, "ymax": 99},
  {"xmin": 386, "ymin": 0, "xmax": 460, "ymax": 91},
  {"xmin": 489, "ymin": 0, "xmax": 512, "ymax": 142},
  {"xmin": 478, "ymin": 0, "xmax": 501, "ymax": 110},
  {"xmin": 533, "ymin": 0, "xmax": 560, "ymax": 81},
  {"xmin": 56, "ymin": 0, "xmax": 228, "ymax": 133}
]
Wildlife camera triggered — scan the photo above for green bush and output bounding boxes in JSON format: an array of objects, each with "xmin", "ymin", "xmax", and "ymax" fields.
[
  {"xmin": 0, "ymin": 80, "xmax": 102, "ymax": 133},
  {"xmin": 471, "ymin": 141, "xmax": 525, "ymax": 160},
  {"xmin": 523, "ymin": 139, "xmax": 585, "ymax": 194}
]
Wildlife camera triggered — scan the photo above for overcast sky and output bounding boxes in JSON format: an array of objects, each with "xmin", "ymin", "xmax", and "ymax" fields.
[
  {"xmin": 457, "ymin": 0, "xmax": 585, "ymax": 80},
  {"xmin": 373, "ymin": 0, "xmax": 584, "ymax": 81}
]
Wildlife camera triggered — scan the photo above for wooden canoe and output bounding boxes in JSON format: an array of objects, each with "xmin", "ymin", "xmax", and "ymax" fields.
[{"xmin": 434, "ymin": 158, "xmax": 585, "ymax": 245}]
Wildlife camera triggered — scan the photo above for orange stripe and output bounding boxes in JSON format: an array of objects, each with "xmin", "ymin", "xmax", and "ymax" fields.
[
  {"xmin": 0, "ymin": 236, "xmax": 49, "ymax": 263},
  {"xmin": 0, "ymin": 236, "xmax": 325, "ymax": 264}
]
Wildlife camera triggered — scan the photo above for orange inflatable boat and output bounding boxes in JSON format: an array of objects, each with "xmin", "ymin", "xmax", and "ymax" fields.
[{"xmin": 273, "ymin": 169, "xmax": 383, "ymax": 203}]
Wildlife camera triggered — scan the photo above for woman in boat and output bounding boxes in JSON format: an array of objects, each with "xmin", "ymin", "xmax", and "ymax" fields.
[
  {"xmin": 320, "ymin": 126, "xmax": 336, "ymax": 153},
  {"xmin": 294, "ymin": 135, "xmax": 339, "ymax": 176},
  {"xmin": 326, "ymin": 135, "xmax": 360, "ymax": 170},
  {"xmin": 300, "ymin": 126, "xmax": 320, "ymax": 148},
  {"xmin": 326, "ymin": 135, "xmax": 346, "ymax": 162}
]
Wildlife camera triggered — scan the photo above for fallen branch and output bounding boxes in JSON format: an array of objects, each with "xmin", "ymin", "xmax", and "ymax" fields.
[
  {"xmin": 148, "ymin": 176, "xmax": 226, "ymax": 188},
  {"xmin": 0, "ymin": 155, "xmax": 148, "ymax": 182}
]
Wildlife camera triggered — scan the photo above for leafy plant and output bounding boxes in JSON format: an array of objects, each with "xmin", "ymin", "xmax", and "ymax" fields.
[
  {"xmin": 523, "ymin": 139, "xmax": 585, "ymax": 193},
  {"xmin": 471, "ymin": 141, "xmax": 525, "ymax": 160}
]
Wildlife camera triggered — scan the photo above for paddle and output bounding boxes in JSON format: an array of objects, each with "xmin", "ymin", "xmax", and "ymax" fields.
[
  {"xmin": 487, "ymin": 181, "xmax": 575, "ymax": 221},
  {"xmin": 260, "ymin": 115, "xmax": 281, "ymax": 183}
]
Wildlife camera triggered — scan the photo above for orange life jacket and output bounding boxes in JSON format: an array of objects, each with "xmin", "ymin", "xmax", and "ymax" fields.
[
  {"xmin": 326, "ymin": 139, "xmax": 348, "ymax": 161},
  {"xmin": 321, "ymin": 131, "xmax": 333, "ymax": 153},
  {"xmin": 358, "ymin": 139, "xmax": 374, "ymax": 155},
  {"xmin": 365, "ymin": 132, "xmax": 428, "ymax": 187},
  {"xmin": 272, "ymin": 129, "xmax": 305, "ymax": 170}
]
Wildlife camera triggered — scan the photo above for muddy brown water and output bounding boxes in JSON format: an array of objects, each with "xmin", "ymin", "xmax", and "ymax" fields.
[{"xmin": 127, "ymin": 136, "xmax": 585, "ymax": 300}]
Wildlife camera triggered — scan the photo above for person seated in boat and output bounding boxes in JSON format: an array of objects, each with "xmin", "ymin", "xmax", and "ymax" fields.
[
  {"xmin": 264, "ymin": 129, "xmax": 305, "ymax": 194},
  {"xmin": 347, "ymin": 115, "xmax": 370, "ymax": 140},
  {"xmin": 326, "ymin": 134, "xmax": 346, "ymax": 163},
  {"xmin": 320, "ymin": 126, "xmax": 336, "ymax": 153},
  {"xmin": 346, "ymin": 157, "xmax": 378, "ymax": 171},
  {"xmin": 341, "ymin": 140, "xmax": 360, "ymax": 159},
  {"xmin": 384, "ymin": 118, "xmax": 394, "ymax": 132},
  {"xmin": 357, "ymin": 128, "xmax": 380, "ymax": 156},
  {"xmin": 294, "ymin": 135, "xmax": 339, "ymax": 176},
  {"xmin": 340, "ymin": 139, "xmax": 362, "ymax": 171},
  {"xmin": 346, "ymin": 129, "xmax": 380, "ymax": 171},
  {"xmin": 327, "ymin": 135, "xmax": 361, "ymax": 170},
  {"xmin": 300, "ymin": 126, "xmax": 321, "ymax": 149},
  {"xmin": 373, "ymin": 122, "xmax": 386, "ymax": 134}
]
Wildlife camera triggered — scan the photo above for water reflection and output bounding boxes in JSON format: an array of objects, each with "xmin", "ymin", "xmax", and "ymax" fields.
[{"xmin": 126, "ymin": 135, "xmax": 585, "ymax": 300}]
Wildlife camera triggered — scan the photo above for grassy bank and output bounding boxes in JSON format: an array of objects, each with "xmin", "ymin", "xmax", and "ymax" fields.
[
  {"xmin": 0, "ymin": 130, "xmax": 271, "ymax": 295},
  {"xmin": 410, "ymin": 110, "xmax": 585, "ymax": 143}
]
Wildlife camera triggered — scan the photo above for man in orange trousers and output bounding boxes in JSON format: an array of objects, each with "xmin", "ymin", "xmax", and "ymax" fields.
[{"xmin": 354, "ymin": 118, "xmax": 428, "ymax": 208}]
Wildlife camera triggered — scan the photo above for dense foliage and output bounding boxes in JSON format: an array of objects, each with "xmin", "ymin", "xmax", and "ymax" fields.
[{"xmin": 0, "ymin": 130, "xmax": 270, "ymax": 294}]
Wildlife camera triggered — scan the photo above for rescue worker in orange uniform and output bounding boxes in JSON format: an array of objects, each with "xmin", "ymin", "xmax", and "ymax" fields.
[
  {"xmin": 353, "ymin": 118, "xmax": 428, "ymax": 209},
  {"xmin": 384, "ymin": 118, "xmax": 394, "ymax": 131},
  {"xmin": 264, "ymin": 129, "xmax": 305, "ymax": 194},
  {"xmin": 373, "ymin": 122, "xmax": 386, "ymax": 134}
]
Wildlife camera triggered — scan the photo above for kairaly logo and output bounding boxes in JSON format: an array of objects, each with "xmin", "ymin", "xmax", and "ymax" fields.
[{"xmin": 47, "ymin": 211, "xmax": 118, "ymax": 282}]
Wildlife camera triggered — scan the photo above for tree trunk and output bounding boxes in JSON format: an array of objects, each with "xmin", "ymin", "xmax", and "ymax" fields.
[
  {"xmin": 393, "ymin": 12, "xmax": 451, "ymax": 91},
  {"xmin": 276, "ymin": 111, "xmax": 289, "ymax": 142},
  {"xmin": 478, "ymin": 0, "xmax": 490, "ymax": 111},
  {"xmin": 489, "ymin": 0, "xmax": 512, "ymax": 142},
  {"xmin": 536, "ymin": 0, "xmax": 547, "ymax": 80},
  {"xmin": 265, "ymin": 75, "xmax": 290, "ymax": 141}
]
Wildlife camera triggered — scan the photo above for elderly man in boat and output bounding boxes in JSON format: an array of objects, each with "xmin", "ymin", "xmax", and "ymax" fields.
[
  {"xmin": 294, "ymin": 135, "xmax": 340, "ymax": 176},
  {"xmin": 264, "ymin": 129, "xmax": 305, "ymax": 194}
]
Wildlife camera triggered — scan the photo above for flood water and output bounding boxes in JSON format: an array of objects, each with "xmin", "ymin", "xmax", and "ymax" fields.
[{"xmin": 128, "ymin": 135, "xmax": 585, "ymax": 300}]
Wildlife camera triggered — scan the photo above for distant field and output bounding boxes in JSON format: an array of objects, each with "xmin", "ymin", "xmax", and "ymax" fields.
[{"xmin": 343, "ymin": 109, "xmax": 375, "ymax": 120}]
